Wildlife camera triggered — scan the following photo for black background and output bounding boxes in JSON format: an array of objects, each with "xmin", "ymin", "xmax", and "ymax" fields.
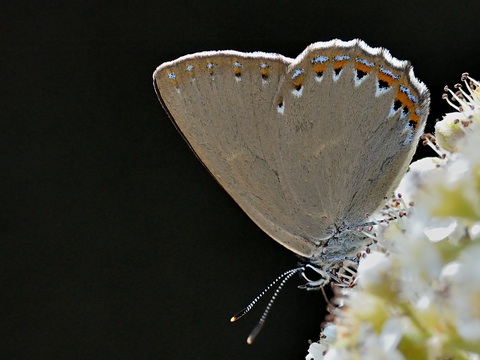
[{"xmin": 1, "ymin": 1, "xmax": 479, "ymax": 359}]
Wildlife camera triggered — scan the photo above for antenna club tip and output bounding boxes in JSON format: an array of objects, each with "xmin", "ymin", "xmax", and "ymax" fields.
[
  {"xmin": 247, "ymin": 336, "xmax": 253, "ymax": 345},
  {"xmin": 230, "ymin": 316, "xmax": 237, "ymax": 322}
]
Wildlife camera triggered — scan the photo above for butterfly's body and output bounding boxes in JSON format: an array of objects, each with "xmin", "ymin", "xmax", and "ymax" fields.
[{"xmin": 154, "ymin": 39, "xmax": 429, "ymax": 284}]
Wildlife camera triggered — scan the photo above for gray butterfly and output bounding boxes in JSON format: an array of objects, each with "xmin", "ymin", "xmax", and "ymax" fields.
[{"xmin": 154, "ymin": 39, "xmax": 429, "ymax": 289}]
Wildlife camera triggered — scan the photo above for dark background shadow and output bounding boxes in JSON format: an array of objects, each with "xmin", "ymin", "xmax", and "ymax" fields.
[{"xmin": 1, "ymin": 1, "xmax": 478, "ymax": 359}]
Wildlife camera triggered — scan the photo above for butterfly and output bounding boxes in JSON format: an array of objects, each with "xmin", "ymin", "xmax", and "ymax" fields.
[{"xmin": 153, "ymin": 39, "xmax": 429, "ymax": 341}]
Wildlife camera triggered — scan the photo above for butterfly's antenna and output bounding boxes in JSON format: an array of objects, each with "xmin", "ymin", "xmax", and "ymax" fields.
[
  {"xmin": 230, "ymin": 267, "xmax": 304, "ymax": 344},
  {"xmin": 230, "ymin": 267, "xmax": 302, "ymax": 322}
]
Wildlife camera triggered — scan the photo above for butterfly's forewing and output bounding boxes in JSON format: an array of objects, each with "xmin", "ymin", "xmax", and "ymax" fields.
[
  {"xmin": 153, "ymin": 40, "xmax": 429, "ymax": 260},
  {"xmin": 154, "ymin": 51, "xmax": 318, "ymax": 256}
]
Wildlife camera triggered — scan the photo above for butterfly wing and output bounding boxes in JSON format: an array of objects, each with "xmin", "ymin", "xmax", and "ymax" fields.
[
  {"xmin": 273, "ymin": 40, "xmax": 430, "ymax": 241},
  {"xmin": 153, "ymin": 40, "xmax": 430, "ymax": 259}
]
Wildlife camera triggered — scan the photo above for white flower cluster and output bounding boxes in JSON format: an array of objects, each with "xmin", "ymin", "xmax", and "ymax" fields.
[{"xmin": 307, "ymin": 74, "xmax": 480, "ymax": 360}]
